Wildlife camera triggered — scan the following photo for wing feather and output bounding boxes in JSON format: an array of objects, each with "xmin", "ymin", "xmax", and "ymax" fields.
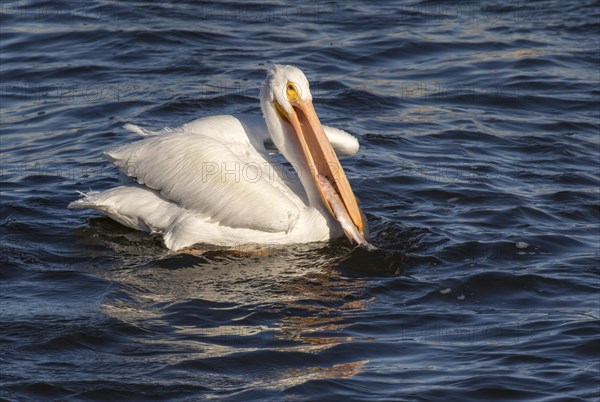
[{"xmin": 107, "ymin": 116, "xmax": 300, "ymax": 233}]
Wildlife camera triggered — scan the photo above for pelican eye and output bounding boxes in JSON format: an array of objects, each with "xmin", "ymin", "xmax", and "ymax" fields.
[{"xmin": 286, "ymin": 82, "xmax": 300, "ymax": 102}]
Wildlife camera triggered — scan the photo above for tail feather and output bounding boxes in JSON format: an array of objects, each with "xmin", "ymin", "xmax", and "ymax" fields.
[
  {"xmin": 67, "ymin": 185, "xmax": 184, "ymax": 235},
  {"xmin": 68, "ymin": 190, "xmax": 101, "ymax": 209}
]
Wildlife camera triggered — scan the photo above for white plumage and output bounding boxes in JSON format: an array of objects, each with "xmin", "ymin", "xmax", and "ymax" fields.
[{"xmin": 69, "ymin": 65, "xmax": 367, "ymax": 251}]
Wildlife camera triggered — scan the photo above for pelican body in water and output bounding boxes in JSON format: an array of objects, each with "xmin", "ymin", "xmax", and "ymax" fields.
[{"xmin": 69, "ymin": 65, "xmax": 369, "ymax": 251}]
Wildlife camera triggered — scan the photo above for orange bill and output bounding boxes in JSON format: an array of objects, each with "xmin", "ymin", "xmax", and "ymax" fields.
[{"xmin": 285, "ymin": 98, "xmax": 365, "ymax": 236}]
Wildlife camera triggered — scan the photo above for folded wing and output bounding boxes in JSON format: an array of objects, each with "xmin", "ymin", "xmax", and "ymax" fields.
[{"xmin": 107, "ymin": 115, "xmax": 301, "ymax": 233}]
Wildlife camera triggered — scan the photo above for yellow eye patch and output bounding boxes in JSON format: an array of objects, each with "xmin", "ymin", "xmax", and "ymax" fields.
[{"xmin": 286, "ymin": 81, "xmax": 300, "ymax": 102}]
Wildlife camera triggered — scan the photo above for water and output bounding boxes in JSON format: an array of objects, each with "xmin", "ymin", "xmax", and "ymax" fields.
[{"xmin": 1, "ymin": 1, "xmax": 599, "ymax": 400}]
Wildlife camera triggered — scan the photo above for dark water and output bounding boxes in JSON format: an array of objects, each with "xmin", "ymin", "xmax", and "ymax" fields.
[{"xmin": 1, "ymin": 0, "xmax": 599, "ymax": 400}]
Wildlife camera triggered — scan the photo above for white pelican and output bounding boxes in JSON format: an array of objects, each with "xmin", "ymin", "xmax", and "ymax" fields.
[{"xmin": 69, "ymin": 65, "xmax": 369, "ymax": 251}]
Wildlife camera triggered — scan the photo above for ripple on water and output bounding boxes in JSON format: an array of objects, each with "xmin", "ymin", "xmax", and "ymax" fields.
[{"xmin": 1, "ymin": 0, "xmax": 599, "ymax": 400}]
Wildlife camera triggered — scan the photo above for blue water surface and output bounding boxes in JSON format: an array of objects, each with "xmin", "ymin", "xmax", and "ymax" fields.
[{"xmin": 1, "ymin": 1, "xmax": 599, "ymax": 401}]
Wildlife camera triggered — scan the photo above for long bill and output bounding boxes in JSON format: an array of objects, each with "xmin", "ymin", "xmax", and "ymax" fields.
[{"xmin": 284, "ymin": 99, "xmax": 366, "ymax": 240}]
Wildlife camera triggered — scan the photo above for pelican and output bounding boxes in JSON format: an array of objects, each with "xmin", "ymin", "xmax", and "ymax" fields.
[{"xmin": 69, "ymin": 65, "xmax": 369, "ymax": 251}]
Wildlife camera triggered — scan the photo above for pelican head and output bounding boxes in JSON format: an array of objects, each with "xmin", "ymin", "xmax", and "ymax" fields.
[{"xmin": 260, "ymin": 65, "xmax": 367, "ymax": 243}]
